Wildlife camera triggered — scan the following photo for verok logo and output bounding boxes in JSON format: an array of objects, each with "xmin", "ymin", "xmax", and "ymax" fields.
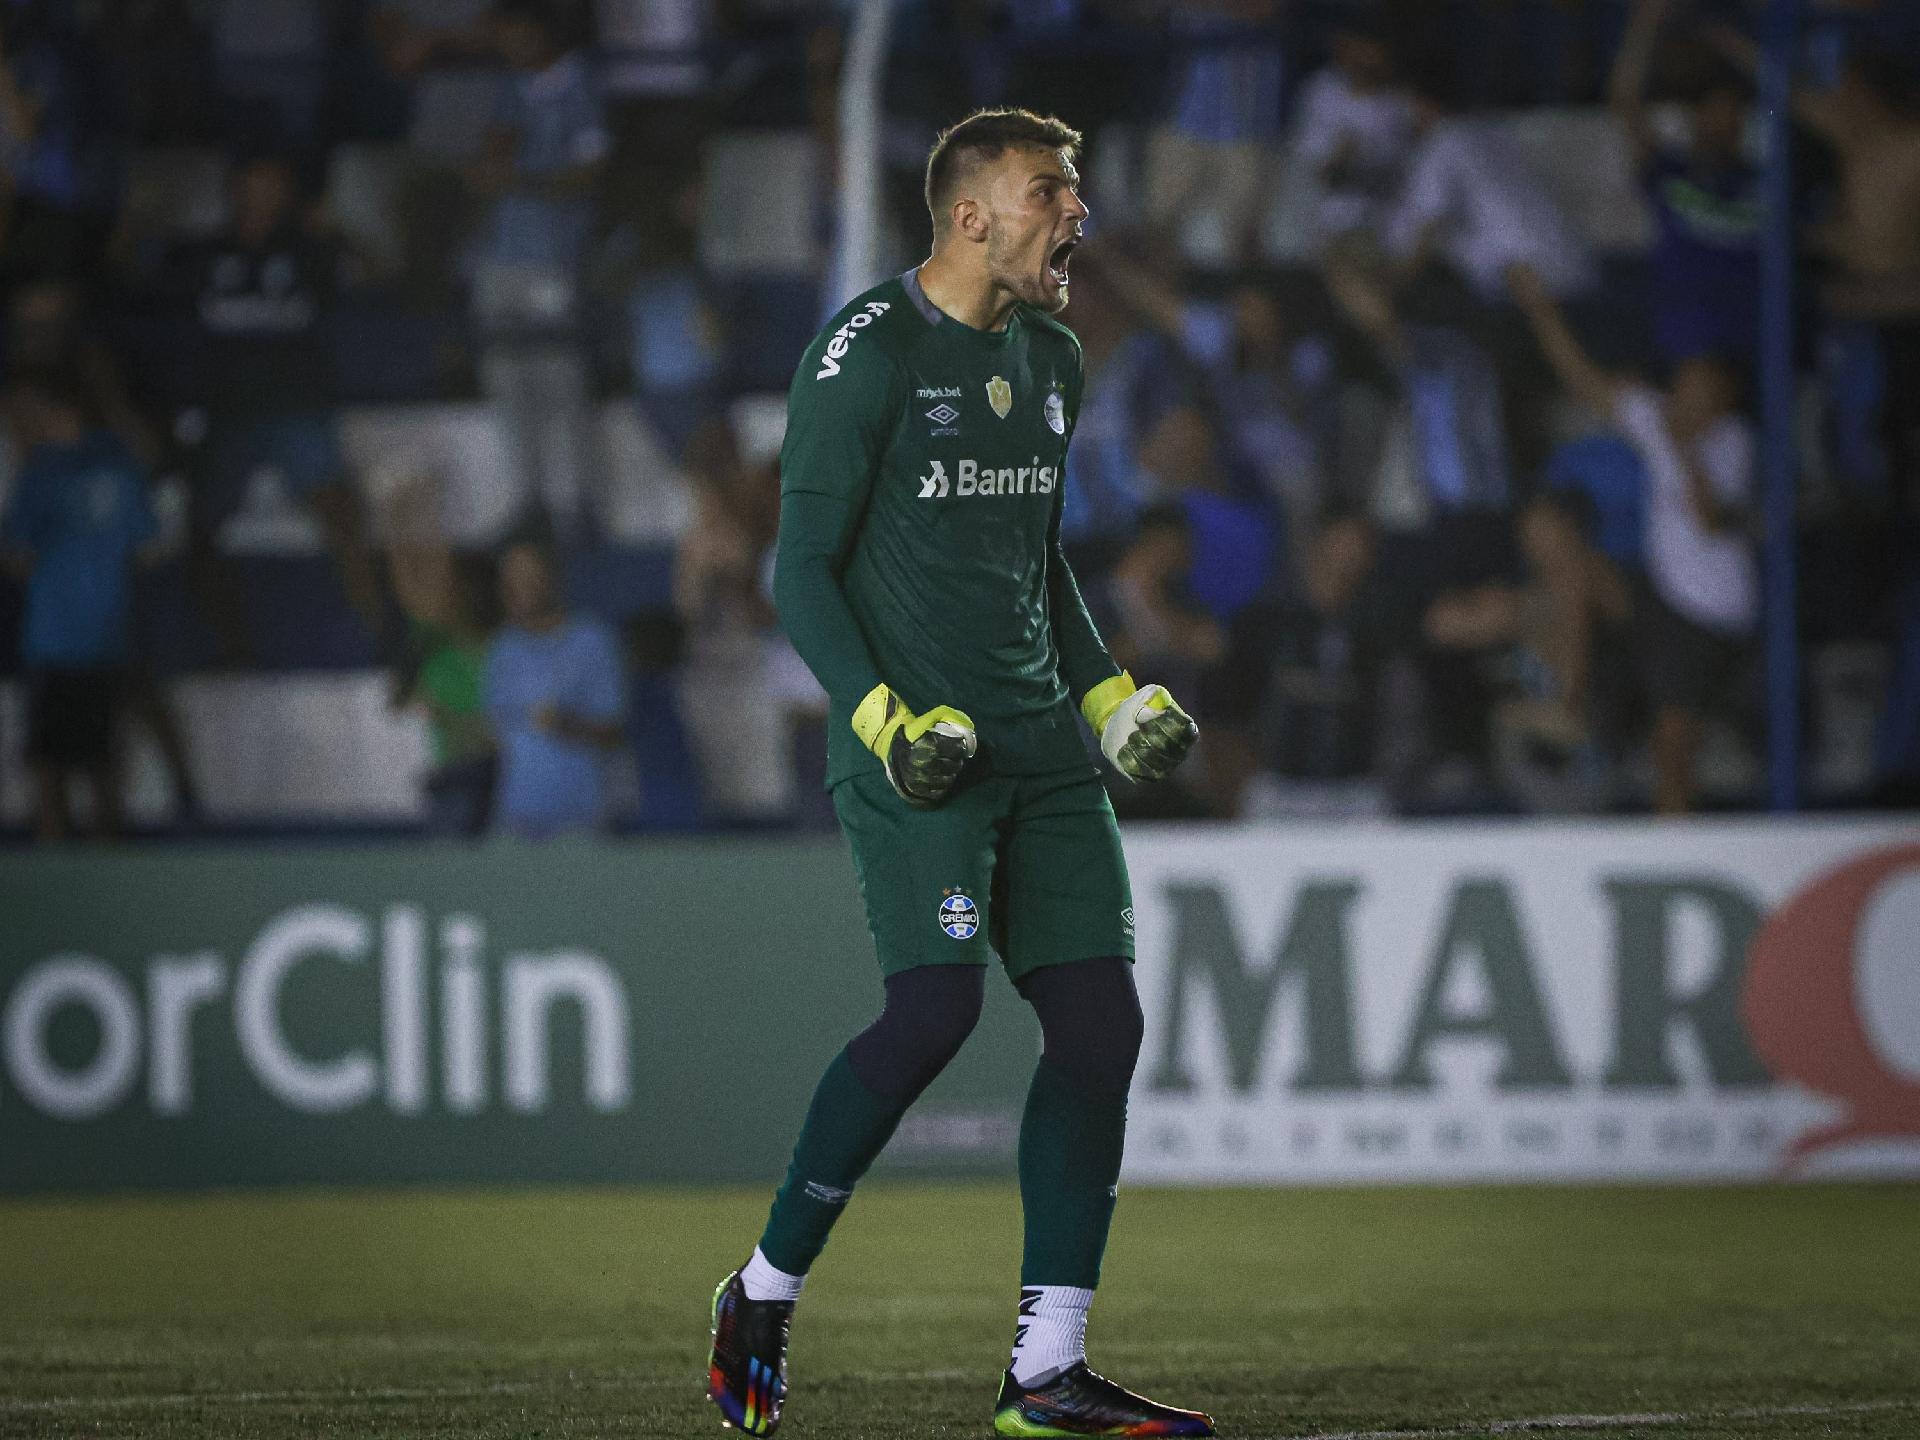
[
  {"xmin": 814, "ymin": 301, "xmax": 890, "ymax": 379},
  {"xmin": 1743, "ymin": 843, "xmax": 1920, "ymax": 1165},
  {"xmin": 917, "ymin": 457, "xmax": 1058, "ymax": 500},
  {"xmin": 0, "ymin": 905, "xmax": 633, "ymax": 1119}
]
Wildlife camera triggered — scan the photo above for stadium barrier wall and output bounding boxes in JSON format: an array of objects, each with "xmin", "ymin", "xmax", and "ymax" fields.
[{"xmin": 2, "ymin": 821, "xmax": 1916, "ymax": 1192}]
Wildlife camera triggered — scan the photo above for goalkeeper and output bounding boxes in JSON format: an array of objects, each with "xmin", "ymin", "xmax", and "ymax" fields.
[{"xmin": 706, "ymin": 108, "xmax": 1213, "ymax": 1438}]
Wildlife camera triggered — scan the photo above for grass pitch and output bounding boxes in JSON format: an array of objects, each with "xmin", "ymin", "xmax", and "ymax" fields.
[{"xmin": 1, "ymin": 1183, "xmax": 1915, "ymax": 1438}]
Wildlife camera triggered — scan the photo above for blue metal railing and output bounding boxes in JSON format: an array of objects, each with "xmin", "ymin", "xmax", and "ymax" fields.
[{"xmin": 1757, "ymin": 0, "xmax": 1804, "ymax": 811}]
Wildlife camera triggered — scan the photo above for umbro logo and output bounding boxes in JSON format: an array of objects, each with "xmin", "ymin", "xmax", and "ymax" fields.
[{"xmin": 926, "ymin": 404, "xmax": 959, "ymax": 426}]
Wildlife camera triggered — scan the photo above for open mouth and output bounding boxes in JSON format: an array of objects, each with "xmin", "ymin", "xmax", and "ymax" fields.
[{"xmin": 1048, "ymin": 237, "xmax": 1078, "ymax": 287}]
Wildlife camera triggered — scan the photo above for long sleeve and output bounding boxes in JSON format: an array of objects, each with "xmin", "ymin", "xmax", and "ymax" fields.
[
  {"xmin": 772, "ymin": 487, "xmax": 885, "ymax": 706},
  {"xmin": 1048, "ymin": 521, "xmax": 1122, "ymax": 704},
  {"xmin": 771, "ymin": 338, "xmax": 897, "ymax": 709}
]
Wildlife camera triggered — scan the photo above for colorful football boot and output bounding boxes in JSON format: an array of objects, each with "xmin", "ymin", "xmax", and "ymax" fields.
[
  {"xmin": 992, "ymin": 1362, "xmax": 1217, "ymax": 1436},
  {"xmin": 706, "ymin": 1270, "xmax": 793, "ymax": 1435}
]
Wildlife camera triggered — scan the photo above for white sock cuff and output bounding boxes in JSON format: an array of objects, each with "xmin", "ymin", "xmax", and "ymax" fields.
[
  {"xmin": 739, "ymin": 1246, "xmax": 806, "ymax": 1303},
  {"xmin": 1009, "ymin": 1284, "xmax": 1095, "ymax": 1387}
]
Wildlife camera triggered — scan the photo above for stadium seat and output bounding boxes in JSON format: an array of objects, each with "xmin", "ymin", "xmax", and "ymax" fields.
[
  {"xmin": 711, "ymin": 278, "xmax": 820, "ymax": 391},
  {"xmin": 119, "ymin": 147, "xmax": 229, "ymax": 246},
  {"xmin": 598, "ymin": 403, "xmax": 695, "ymax": 545},
  {"xmin": 339, "ymin": 401, "xmax": 695, "ymax": 548},
  {"xmin": 563, "ymin": 545, "xmax": 677, "ymax": 620},
  {"xmin": 210, "ymin": 0, "xmax": 329, "ymax": 144},
  {"xmin": 697, "ymin": 130, "xmax": 824, "ymax": 276},
  {"xmin": 1502, "ymin": 108, "xmax": 1652, "ymax": 255},
  {"xmin": 327, "ymin": 144, "xmax": 415, "ymax": 278},
  {"xmin": 330, "ymin": 296, "xmax": 461, "ymax": 404},
  {"xmin": 728, "ymin": 393, "xmax": 789, "ymax": 466},
  {"xmin": 408, "ymin": 67, "xmax": 505, "ymax": 166},
  {"xmin": 339, "ymin": 403, "xmax": 524, "ymax": 546},
  {"xmin": 127, "ymin": 559, "xmax": 383, "ymax": 674}
]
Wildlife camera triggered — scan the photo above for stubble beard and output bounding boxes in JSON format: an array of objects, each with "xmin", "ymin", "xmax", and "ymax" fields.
[{"xmin": 987, "ymin": 231, "xmax": 1067, "ymax": 314}]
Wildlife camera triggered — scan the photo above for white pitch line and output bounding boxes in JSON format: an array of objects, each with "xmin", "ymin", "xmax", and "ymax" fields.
[{"xmin": 1288, "ymin": 1397, "xmax": 1917, "ymax": 1440}]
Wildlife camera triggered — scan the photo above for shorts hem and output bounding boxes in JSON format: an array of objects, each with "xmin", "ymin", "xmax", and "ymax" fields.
[
  {"xmin": 1002, "ymin": 944, "xmax": 1136, "ymax": 985},
  {"xmin": 874, "ymin": 948, "xmax": 993, "ymax": 977}
]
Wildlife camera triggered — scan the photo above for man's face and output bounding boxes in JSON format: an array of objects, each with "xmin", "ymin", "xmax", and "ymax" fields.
[
  {"xmin": 1307, "ymin": 518, "xmax": 1373, "ymax": 611},
  {"xmin": 980, "ymin": 145, "xmax": 1089, "ymax": 315},
  {"xmin": 499, "ymin": 544, "xmax": 555, "ymax": 625}
]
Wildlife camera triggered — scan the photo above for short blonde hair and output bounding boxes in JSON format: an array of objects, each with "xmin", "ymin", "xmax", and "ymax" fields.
[{"xmin": 924, "ymin": 108, "xmax": 1082, "ymax": 230}]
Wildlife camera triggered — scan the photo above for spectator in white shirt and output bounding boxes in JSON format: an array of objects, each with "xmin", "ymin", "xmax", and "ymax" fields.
[
  {"xmin": 1386, "ymin": 77, "xmax": 1596, "ymax": 302},
  {"xmin": 1291, "ymin": 16, "xmax": 1415, "ymax": 247},
  {"xmin": 1509, "ymin": 263, "xmax": 1756, "ymax": 815}
]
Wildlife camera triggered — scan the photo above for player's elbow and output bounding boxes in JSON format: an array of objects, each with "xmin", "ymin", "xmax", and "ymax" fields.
[{"xmin": 769, "ymin": 545, "xmax": 822, "ymax": 632}]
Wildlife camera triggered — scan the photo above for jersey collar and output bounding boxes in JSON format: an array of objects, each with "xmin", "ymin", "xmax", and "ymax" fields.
[{"xmin": 900, "ymin": 266, "xmax": 1020, "ymax": 348}]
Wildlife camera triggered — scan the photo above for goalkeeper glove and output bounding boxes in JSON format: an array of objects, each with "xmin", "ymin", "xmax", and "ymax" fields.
[
  {"xmin": 1082, "ymin": 672, "xmax": 1198, "ymax": 783},
  {"xmin": 852, "ymin": 682, "xmax": 978, "ymax": 808}
]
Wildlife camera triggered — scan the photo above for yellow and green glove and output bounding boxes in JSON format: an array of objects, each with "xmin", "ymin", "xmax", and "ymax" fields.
[
  {"xmin": 1082, "ymin": 672, "xmax": 1199, "ymax": 783},
  {"xmin": 852, "ymin": 682, "xmax": 978, "ymax": 808}
]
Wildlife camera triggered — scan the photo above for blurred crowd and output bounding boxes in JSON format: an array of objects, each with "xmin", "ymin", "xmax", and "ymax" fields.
[{"xmin": 0, "ymin": 0, "xmax": 1916, "ymax": 841}]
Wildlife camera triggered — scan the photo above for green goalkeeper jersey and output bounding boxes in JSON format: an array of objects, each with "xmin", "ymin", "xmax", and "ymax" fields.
[{"xmin": 773, "ymin": 269, "xmax": 1122, "ymax": 787}]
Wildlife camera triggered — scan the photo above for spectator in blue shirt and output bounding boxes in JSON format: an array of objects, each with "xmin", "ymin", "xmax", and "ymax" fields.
[
  {"xmin": 469, "ymin": 0, "xmax": 609, "ymax": 277},
  {"xmin": 466, "ymin": 0, "xmax": 610, "ymax": 538},
  {"xmin": 1610, "ymin": 0, "xmax": 1762, "ymax": 363},
  {"xmin": 1, "ymin": 370, "xmax": 160, "ymax": 842},
  {"xmin": 0, "ymin": 3, "xmax": 93, "ymax": 283},
  {"xmin": 483, "ymin": 539, "xmax": 626, "ymax": 838},
  {"xmin": 1143, "ymin": 0, "xmax": 1286, "ymax": 266}
]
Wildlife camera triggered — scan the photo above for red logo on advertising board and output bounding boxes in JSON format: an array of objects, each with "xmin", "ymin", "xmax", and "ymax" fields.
[{"xmin": 1743, "ymin": 843, "xmax": 1920, "ymax": 1166}]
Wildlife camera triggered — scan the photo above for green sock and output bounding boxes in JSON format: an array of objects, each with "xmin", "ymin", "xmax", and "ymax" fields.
[
  {"xmin": 756, "ymin": 1049, "xmax": 906, "ymax": 1276},
  {"xmin": 1017, "ymin": 1056, "xmax": 1128, "ymax": 1289}
]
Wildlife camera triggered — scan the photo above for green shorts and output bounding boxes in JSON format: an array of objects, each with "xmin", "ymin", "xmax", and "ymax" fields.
[{"xmin": 832, "ymin": 765, "xmax": 1135, "ymax": 981}]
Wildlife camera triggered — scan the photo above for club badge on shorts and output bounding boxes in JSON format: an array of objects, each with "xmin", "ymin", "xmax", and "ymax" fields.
[
  {"xmin": 939, "ymin": 888, "xmax": 980, "ymax": 940},
  {"xmin": 986, "ymin": 375, "xmax": 1012, "ymax": 419}
]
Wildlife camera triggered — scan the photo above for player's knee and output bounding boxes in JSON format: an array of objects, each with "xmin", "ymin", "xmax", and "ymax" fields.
[
  {"xmin": 891, "ymin": 975, "xmax": 984, "ymax": 1065},
  {"xmin": 1075, "ymin": 978, "xmax": 1144, "ymax": 1095},
  {"xmin": 846, "ymin": 963, "xmax": 985, "ymax": 1104},
  {"xmin": 1024, "ymin": 957, "xmax": 1143, "ymax": 1096},
  {"xmin": 1105, "ymin": 983, "xmax": 1146, "ymax": 1081}
]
